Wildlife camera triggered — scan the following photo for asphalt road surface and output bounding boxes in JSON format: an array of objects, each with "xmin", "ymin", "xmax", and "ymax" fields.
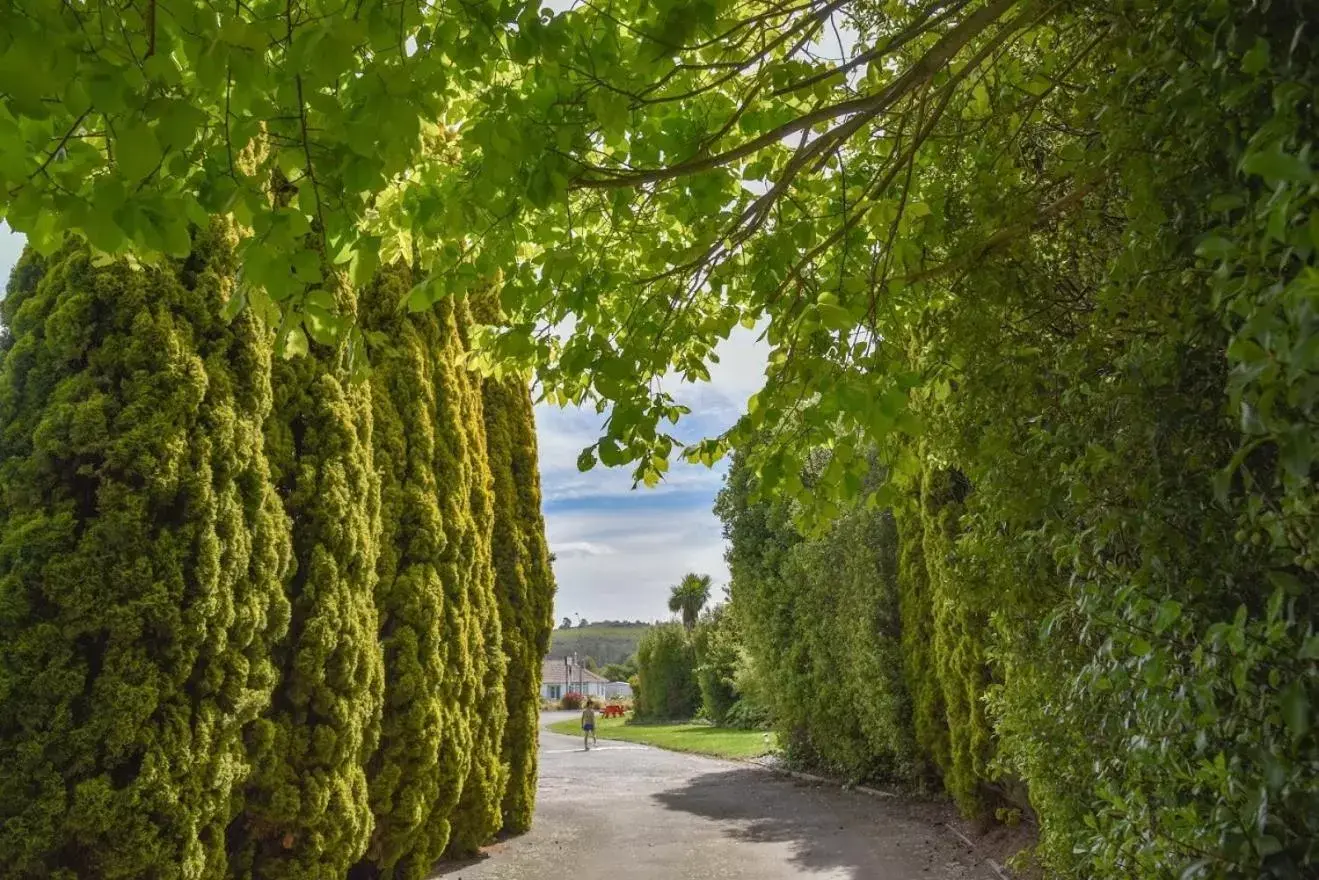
[{"xmin": 436, "ymin": 712, "xmax": 993, "ymax": 880}]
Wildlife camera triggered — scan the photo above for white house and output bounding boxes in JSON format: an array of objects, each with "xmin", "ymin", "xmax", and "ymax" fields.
[{"xmin": 541, "ymin": 657, "xmax": 609, "ymax": 701}]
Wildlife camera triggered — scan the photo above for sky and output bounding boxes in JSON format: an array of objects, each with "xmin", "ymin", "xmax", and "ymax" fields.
[{"xmin": 0, "ymin": 221, "xmax": 767, "ymax": 624}]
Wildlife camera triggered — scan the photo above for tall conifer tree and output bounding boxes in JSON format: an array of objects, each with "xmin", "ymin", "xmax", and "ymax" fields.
[
  {"xmin": 229, "ymin": 271, "xmax": 383, "ymax": 880},
  {"xmin": 442, "ymin": 294, "xmax": 508, "ymax": 857},
  {"xmin": 0, "ymin": 228, "xmax": 291, "ymax": 879},
  {"xmin": 355, "ymin": 264, "xmax": 495, "ymax": 879},
  {"xmin": 475, "ymin": 298, "xmax": 556, "ymax": 835}
]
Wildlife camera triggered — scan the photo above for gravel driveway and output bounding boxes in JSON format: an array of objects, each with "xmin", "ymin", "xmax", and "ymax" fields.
[{"xmin": 434, "ymin": 712, "xmax": 994, "ymax": 879}]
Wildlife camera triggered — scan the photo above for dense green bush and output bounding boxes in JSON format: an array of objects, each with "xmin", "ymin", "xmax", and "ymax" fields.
[
  {"xmin": 896, "ymin": 464, "xmax": 993, "ymax": 813},
  {"xmin": 601, "ymin": 659, "xmax": 637, "ymax": 683},
  {"xmin": 230, "ymin": 272, "xmax": 384, "ymax": 880},
  {"xmin": 717, "ymin": 457, "xmax": 917, "ymax": 783},
  {"xmin": 351, "ymin": 265, "xmax": 483, "ymax": 878},
  {"xmin": 478, "ymin": 299, "xmax": 556, "ymax": 835},
  {"xmin": 634, "ymin": 622, "xmax": 700, "ymax": 720},
  {"xmin": 691, "ymin": 605, "xmax": 741, "ymax": 725},
  {"xmin": 0, "ymin": 230, "xmax": 290, "ymax": 879},
  {"xmin": 441, "ymin": 295, "xmax": 508, "ymax": 859}
]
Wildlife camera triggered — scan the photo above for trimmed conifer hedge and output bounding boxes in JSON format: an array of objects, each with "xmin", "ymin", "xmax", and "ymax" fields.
[
  {"xmin": 482, "ymin": 369, "xmax": 556, "ymax": 834},
  {"xmin": 442, "ymin": 295, "xmax": 508, "ymax": 858},
  {"xmin": 356, "ymin": 265, "xmax": 496, "ymax": 878},
  {"xmin": 229, "ymin": 272, "xmax": 384, "ymax": 880},
  {"xmin": 0, "ymin": 228, "xmax": 291, "ymax": 879},
  {"xmin": 0, "ymin": 244, "xmax": 556, "ymax": 878}
]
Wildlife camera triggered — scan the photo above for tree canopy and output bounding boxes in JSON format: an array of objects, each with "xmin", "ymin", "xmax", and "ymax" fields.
[
  {"xmin": 11, "ymin": 0, "xmax": 1303, "ymax": 494},
  {"xmin": 668, "ymin": 572, "xmax": 713, "ymax": 630},
  {"xmin": 2, "ymin": 1, "xmax": 1317, "ymax": 876}
]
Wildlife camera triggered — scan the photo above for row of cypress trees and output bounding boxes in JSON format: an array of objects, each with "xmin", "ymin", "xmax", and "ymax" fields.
[{"xmin": 0, "ymin": 226, "xmax": 556, "ymax": 879}]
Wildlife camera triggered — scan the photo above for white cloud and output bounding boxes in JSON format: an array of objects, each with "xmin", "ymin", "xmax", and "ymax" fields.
[
  {"xmin": 552, "ymin": 540, "xmax": 615, "ymax": 559},
  {"xmin": 546, "ymin": 505, "xmax": 730, "ymax": 623},
  {"xmin": 534, "ymin": 324, "xmax": 769, "ymax": 622}
]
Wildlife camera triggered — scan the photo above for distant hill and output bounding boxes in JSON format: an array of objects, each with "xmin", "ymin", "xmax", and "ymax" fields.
[{"xmin": 547, "ymin": 623, "xmax": 654, "ymax": 666}]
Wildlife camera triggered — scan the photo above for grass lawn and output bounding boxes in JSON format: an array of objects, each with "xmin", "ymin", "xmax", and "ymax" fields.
[{"xmin": 548, "ymin": 715, "xmax": 775, "ymax": 760}]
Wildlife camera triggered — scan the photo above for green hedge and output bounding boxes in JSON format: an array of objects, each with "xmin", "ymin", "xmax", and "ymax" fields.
[
  {"xmin": 353, "ymin": 265, "xmax": 481, "ymax": 878},
  {"xmin": 717, "ymin": 3, "xmax": 1319, "ymax": 876},
  {"xmin": 0, "ymin": 228, "xmax": 291, "ymax": 879},
  {"xmin": 635, "ymin": 622, "xmax": 700, "ymax": 720},
  {"xmin": 691, "ymin": 605, "xmax": 741, "ymax": 725},
  {"xmin": 437, "ymin": 295, "xmax": 507, "ymax": 859},
  {"xmin": 718, "ymin": 460, "xmax": 916, "ymax": 783},
  {"xmin": 481, "ymin": 363, "xmax": 556, "ymax": 834},
  {"xmin": 231, "ymin": 270, "xmax": 383, "ymax": 880},
  {"xmin": 0, "ymin": 252, "xmax": 556, "ymax": 877}
]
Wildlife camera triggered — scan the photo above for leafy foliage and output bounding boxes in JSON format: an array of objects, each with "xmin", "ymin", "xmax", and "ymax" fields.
[
  {"xmin": 0, "ymin": 230, "xmax": 290, "ymax": 879},
  {"xmin": 717, "ymin": 451, "xmax": 917, "ymax": 784},
  {"xmin": 634, "ymin": 622, "xmax": 701, "ymax": 721},
  {"xmin": 477, "ymin": 289, "xmax": 556, "ymax": 836},
  {"xmin": 601, "ymin": 659, "xmax": 638, "ymax": 683},
  {"xmin": 691, "ymin": 604, "xmax": 741, "ymax": 726},
  {"xmin": 668, "ymin": 572, "xmax": 713, "ymax": 630}
]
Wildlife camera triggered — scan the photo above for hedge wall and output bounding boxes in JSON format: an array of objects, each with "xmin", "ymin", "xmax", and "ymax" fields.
[
  {"xmin": 0, "ymin": 247, "xmax": 555, "ymax": 878},
  {"xmin": 228, "ymin": 271, "xmax": 383, "ymax": 879},
  {"xmin": 0, "ymin": 228, "xmax": 291, "ymax": 879},
  {"xmin": 481, "ymin": 364, "xmax": 555, "ymax": 834}
]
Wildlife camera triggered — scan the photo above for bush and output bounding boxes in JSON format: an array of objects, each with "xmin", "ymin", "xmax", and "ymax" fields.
[
  {"xmin": 692, "ymin": 605, "xmax": 741, "ymax": 725},
  {"xmin": 717, "ymin": 459, "xmax": 917, "ymax": 785},
  {"xmin": 234, "ymin": 272, "xmax": 384, "ymax": 880},
  {"xmin": 0, "ymin": 231, "xmax": 290, "ymax": 879},
  {"xmin": 476, "ymin": 286, "xmax": 556, "ymax": 835},
  {"xmin": 558, "ymin": 692, "xmax": 585, "ymax": 711},
  {"xmin": 634, "ymin": 622, "xmax": 700, "ymax": 720},
  {"xmin": 356, "ymin": 265, "xmax": 502, "ymax": 877}
]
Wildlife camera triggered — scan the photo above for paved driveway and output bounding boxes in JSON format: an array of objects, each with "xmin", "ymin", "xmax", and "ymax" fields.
[{"xmin": 436, "ymin": 712, "xmax": 992, "ymax": 880}]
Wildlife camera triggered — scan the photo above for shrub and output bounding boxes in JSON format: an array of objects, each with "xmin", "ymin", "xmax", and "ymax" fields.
[
  {"xmin": 354, "ymin": 264, "xmax": 497, "ymax": 878},
  {"xmin": 692, "ymin": 605, "xmax": 741, "ymax": 724},
  {"xmin": 0, "ymin": 230, "xmax": 290, "ymax": 879},
  {"xmin": 440, "ymin": 294, "xmax": 507, "ymax": 860},
  {"xmin": 477, "ymin": 286, "xmax": 556, "ymax": 836},
  {"xmin": 231, "ymin": 271, "xmax": 384, "ymax": 880},
  {"xmin": 634, "ymin": 623, "xmax": 700, "ymax": 720},
  {"xmin": 558, "ymin": 691, "xmax": 585, "ymax": 711},
  {"xmin": 717, "ymin": 457, "xmax": 918, "ymax": 785}
]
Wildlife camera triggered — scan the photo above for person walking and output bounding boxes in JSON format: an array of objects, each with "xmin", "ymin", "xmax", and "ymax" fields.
[{"xmin": 581, "ymin": 701, "xmax": 597, "ymax": 750}]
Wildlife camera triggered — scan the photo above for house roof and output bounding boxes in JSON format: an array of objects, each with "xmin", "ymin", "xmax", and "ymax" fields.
[{"xmin": 541, "ymin": 657, "xmax": 609, "ymax": 685}]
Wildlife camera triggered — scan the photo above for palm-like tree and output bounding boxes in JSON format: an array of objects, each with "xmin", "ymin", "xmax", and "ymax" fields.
[{"xmin": 668, "ymin": 573, "xmax": 712, "ymax": 630}]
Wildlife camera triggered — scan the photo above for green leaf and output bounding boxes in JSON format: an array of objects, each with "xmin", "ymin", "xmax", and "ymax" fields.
[
  {"xmin": 1241, "ymin": 150, "xmax": 1313, "ymax": 184},
  {"xmin": 1280, "ymin": 680, "xmax": 1309, "ymax": 740},
  {"xmin": 1195, "ymin": 235, "xmax": 1235, "ymax": 261},
  {"xmin": 292, "ymin": 250, "xmax": 323, "ymax": 284},
  {"xmin": 576, "ymin": 447, "xmax": 597, "ymax": 472},
  {"xmin": 1153, "ymin": 600, "xmax": 1182, "ymax": 635},
  {"xmin": 160, "ymin": 212, "xmax": 192, "ymax": 258},
  {"xmin": 282, "ymin": 325, "xmax": 309, "ymax": 359},
  {"xmin": 221, "ymin": 289, "xmax": 247, "ymax": 323},
  {"xmin": 1240, "ymin": 38, "xmax": 1269, "ymax": 75},
  {"xmin": 117, "ymin": 123, "xmax": 163, "ymax": 182}
]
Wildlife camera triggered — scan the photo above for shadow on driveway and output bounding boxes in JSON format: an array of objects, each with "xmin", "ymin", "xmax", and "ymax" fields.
[{"xmin": 652, "ymin": 766, "xmax": 973, "ymax": 879}]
